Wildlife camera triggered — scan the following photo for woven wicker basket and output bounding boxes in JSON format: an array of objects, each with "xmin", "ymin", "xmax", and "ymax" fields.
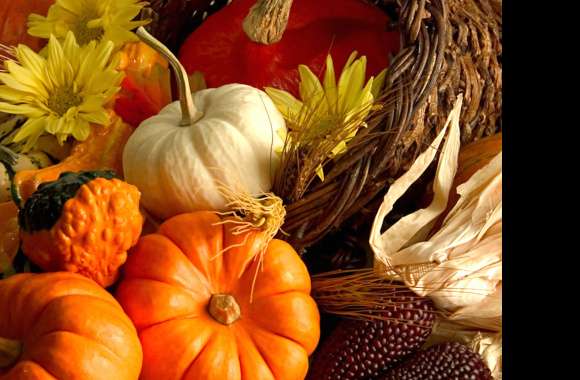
[{"xmin": 143, "ymin": 0, "xmax": 502, "ymax": 253}]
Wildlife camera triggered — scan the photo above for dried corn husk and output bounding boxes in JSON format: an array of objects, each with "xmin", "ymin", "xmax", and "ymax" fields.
[
  {"xmin": 370, "ymin": 94, "xmax": 501, "ymax": 332},
  {"xmin": 369, "ymin": 95, "xmax": 501, "ymax": 376}
]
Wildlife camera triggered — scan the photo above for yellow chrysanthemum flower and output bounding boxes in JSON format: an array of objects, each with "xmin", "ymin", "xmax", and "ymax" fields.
[
  {"xmin": 266, "ymin": 52, "xmax": 386, "ymax": 180},
  {"xmin": 28, "ymin": 0, "xmax": 149, "ymax": 47},
  {"xmin": 0, "ymin": 32, "xmax": 124, "ymax": 151}
]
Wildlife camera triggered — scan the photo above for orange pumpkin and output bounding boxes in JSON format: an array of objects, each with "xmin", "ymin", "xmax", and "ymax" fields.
[
  {"xmin": 0, "ymin": 202, "xmax": 18, "ymax": 274},
  {"xmin": 444, "ymin": 132, "xmax": 502, "ymax": 211},
  {"xmin": 116, "ymin": 211, "xmax": 321, "ymax": 380},
  {"xmin": 423, "ymin": 132, "xmax": 502, "ymax": 233},
  {"xmin": 13, "ymin": 114, "xmax": 133, "ymax": 203},
  {"xmin": 0, "ymin": 0, "xmax": 52, "ymax": 51},
  {"xmin": 0, "ymin": 272, "xmax": 143, "ymax": 379},
  {"xmin": 453, "ymin": 132, "xmax": 502, "ymax": 187}
]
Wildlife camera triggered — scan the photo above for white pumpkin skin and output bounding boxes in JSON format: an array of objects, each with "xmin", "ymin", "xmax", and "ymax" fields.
[{"xmin": 123, "ymin": 83, "xmax": 286, "ymax": 219}]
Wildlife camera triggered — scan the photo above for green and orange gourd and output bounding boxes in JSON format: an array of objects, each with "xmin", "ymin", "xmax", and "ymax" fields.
[{"xmin": 18, "ymin": 171, "xmax": 143, "ymax": 287}]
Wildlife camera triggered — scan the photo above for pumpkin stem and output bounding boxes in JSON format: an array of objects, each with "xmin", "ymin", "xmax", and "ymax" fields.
[
  {"xmin": 135, "ymin": 27, "xmax": 201, "ymax": 126},
  {"xmin": 208, "ymin": 294, "xmax": 241, "ymax": 325},
  {"xmin": 0, "ymin": 337, "xmax": 22, "ymax": 369},
  {"xmin": 243, "ymin": 0, "xmax": 294, "ymax": 44}
]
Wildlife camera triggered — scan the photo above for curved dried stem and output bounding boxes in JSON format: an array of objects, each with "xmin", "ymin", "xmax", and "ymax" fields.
[{"xmin": 243, "ymin": 0, "xmax": 293, "ymax": 44}]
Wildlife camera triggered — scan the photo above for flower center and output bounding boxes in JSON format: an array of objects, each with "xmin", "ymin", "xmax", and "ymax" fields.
[
  {"xmin": 73, "ymin": 16, "xmax": 105, "ymax": 45},
  {"xmin": 47, "ymin": 86, "xmax": 83, "ymax": 116}
]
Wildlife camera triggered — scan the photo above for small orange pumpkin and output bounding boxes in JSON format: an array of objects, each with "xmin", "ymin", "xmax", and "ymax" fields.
[
  {"xmin": 19, "ymin": 171, "xmax": 143, "ymax": 287},
  {"xmin": 422, "ymin": 132, "xmax": 502, "ymax": 233},
  {"xmin": 13, "ymin": 114, "xmax": 133, "ymax": 203},
  {"xmin": 0, "ymin": 202, "xmax": 18, "ymax": 274},
  {"xmin": 445, "ymin": 132, "xmax": 502, "ymax": 209},
  {"xmin": 0, "ymin": 272, "xmax": 143, "ymax": 379},
  {"xmin": 116, "ymin": 211, "xmax": 321, "ymax": 380}
]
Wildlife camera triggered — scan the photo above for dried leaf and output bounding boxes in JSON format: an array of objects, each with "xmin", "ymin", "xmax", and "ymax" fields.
[{"xmin": 370, "ymin": 94, "xmax": 502, "ymax": 332}]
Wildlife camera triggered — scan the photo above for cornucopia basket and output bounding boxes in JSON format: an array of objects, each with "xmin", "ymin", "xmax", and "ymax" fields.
[
  {"xmin": 0, "ymin": 0, "xmax": 502, "ymax": 379},
  {"xmin": 143, "ymin": 0, "xmax": 502, "ymax": 252}
]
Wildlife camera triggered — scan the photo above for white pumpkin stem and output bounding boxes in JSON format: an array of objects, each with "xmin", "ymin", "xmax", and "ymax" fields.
[
  {"xmin": 243, "ymin": 0, "xmax": 293, "ymax": 44},
  {"xmin": 135, "ymin": 27, "xmax": 201, "ymax": 126}
]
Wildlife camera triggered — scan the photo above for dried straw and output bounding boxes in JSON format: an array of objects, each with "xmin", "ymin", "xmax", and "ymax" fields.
[
  {"xmin": 312, "ymin": 267, "xmax": 497, "ymax": 325},
  {"xmin": 211, "ymin": 179, "xmax": 286, "ymax": 302},
  {"xmin": 0, "ymin": 43, "xmax": 15, "ymax": 72}
]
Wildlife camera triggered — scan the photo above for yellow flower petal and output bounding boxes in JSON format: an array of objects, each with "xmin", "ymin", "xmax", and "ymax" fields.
[
  {"xmin": 111, "ymin": 5, "xmax": 143, "ymax": 23},
  {"xmin": 80, "ymin": 108, "xmax": 109, "ymax": 125},
  {"xmin": 57, "ymin": 0, "xmax": 84, "ymax": 15},
  {"xmin": 27, "ymin": 14, "xmax": 53, "ymax": 38},
  {"xmin": 265, "ymin": 87, "xmax": 304, "ymax": 121},
  {"xmin": 345, "ymin": 51, "xmax": 359, "ymax": 68},
  {"xmin": 298, "ymin": 64, "xmax": 324, "ymax": 102},
  {"xmin": 71, "ymin": 119, "xmax": 91, "ymax": 141},
  {"xmin": 323, "ymin": 54, "xmax": 338, "ymax": 113},
  {"xmin": 0, "ymin": 102, "xmax": 44, "ymax": 117},
  {"xmin": 0, "ymin": 86, "xmax": 28, "ymax": 103},
  {"xmin": 315, "ymin": 164, "xmax": 325, "ymax": 182},
  {"xmin": 27, "ymin": 0, "xmax": 148, "ymax": 47},
  {"xmin": 338, "ymin": 56, "xmax": 366, "ymax": 113},
  {"xmin": 77, "ymin": 95, "xmax": 106, "ymax": 112},
  {"xmin": 16, "ymin": 45, "xmax": 47, "ymax": 81},
  {"xmin": 45, "ymin": 116, "xmax": 60, "ymax": 134},
  {"xmin": 331, "ymin": 140, "xmax": 348, "ymax": 157},
  {"xmin": 277, "ymin": 127, "xmax": 287, "ymax": 142},
  {"xmin": 13, "ymin": 117, "xmax": 46, "ymax": 144},
  {"xmin": 0, "ymin": 31, "xmax": 122, "ymax": 148},
  {"xmin": 266, "ymin": 50, "xmax": 388, "ymax": 182},
  {"xmin": 371, "ymin": 68, "xmax": 387, "ymax": 99},
  {"xmin": 0, "ymin": 73, "xmax": 38, "ymax": 95}
]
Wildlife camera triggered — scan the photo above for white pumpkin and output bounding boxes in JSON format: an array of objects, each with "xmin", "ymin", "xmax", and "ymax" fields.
[{"xmin": 123, "ymin": 83, "xmax": 286, "ymax": 219}]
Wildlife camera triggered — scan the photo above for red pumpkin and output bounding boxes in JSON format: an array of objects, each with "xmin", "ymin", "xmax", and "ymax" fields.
[
  {"xmin": 179, "ymin": 0, "xmax": 399, "ymax": 96},
  {"xmin": 0, "ymin": 0, "xmax": 53, "ymax": 51}
]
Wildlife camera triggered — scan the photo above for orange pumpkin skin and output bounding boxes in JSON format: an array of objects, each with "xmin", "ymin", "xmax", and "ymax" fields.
[
  {"xmin": 13, "ymin": 115, "xmax": 133, "ymax": 203},
  {"xmin": 20, "ymin": 176, "xmax": 143, "ymax": 287},
  {"xmin": 453, "ymin": 132, "xmax": 502, "ymax": 189},
  {"xmin": 115, "ymin": 42, "xmax": 172, "ymax": 127},
  {"xmin": 116, "ymin": 211, "xmax": 321, "ymax": 380},
  {"xmin": 423, "ymin": 132, "xmax": 502, "ymax": 234},
  {"xmin": 0, "ymin": 0, "xmax": 52, "ymax": 51},
  {"xmin": 0, "ymin": 272, "xmax": 143, "ymax": 379},
  {"xmin": 443, "ymin": 132, "xmax": 502, "ymax": 211},
  {"xmin": 0, "ymin": 202, "xmax": 18, "ymax": 269}
]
